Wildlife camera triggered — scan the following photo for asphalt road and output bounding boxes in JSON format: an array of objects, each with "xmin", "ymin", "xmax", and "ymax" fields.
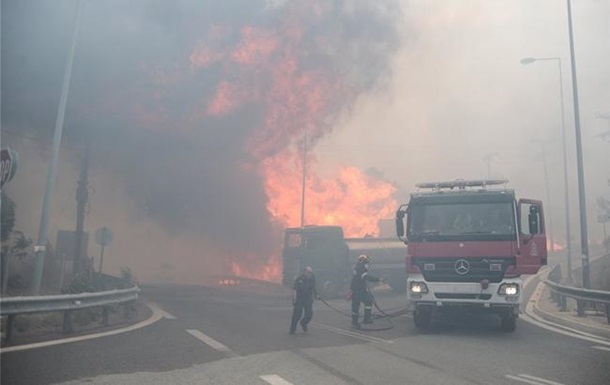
[{"xmin": 2, "ymin": 279, "xmax": 609, "ymax": 385}]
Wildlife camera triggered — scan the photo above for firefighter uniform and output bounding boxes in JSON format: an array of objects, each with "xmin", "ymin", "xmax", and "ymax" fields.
[
  {"xmin": 350, "ymin": 255, "xmax": 380, "ymax": 327},
  {"xmin": 289, "ymin": 267, "xmax": 317, "ymax": 334}
]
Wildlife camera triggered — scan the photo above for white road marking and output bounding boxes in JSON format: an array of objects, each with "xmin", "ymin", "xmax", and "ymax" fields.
[
  {"xmin": 592, "ymin": 345, "xmax": 610, "ymax": 352},
  {"xmin": 309, "ymin": 322, "xmax": 393, "ymax": 344},
  {"xmin": 1, "ymin": 301, "xmax": 169, "ymax": 354},
  {"xmin": 517, "ymin": 374, "xmax": 565, "ymax": 385},
  {"xmin": 147, "ymin": 301, "xmax": 177, "ymax": 319},
  {"xmin": 260, "ymin": 374, "xmax": 294, "ymax": 385},
  {"xmin": 185, "ymin": 329, "xmax": 238, "ymax": 357},
  {"xmin": 506, "ymin": 374, "xmax": 564, "ymax": 385}
]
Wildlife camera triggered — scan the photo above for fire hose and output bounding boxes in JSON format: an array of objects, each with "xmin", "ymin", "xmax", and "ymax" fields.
[{"xmin": 318, "ymin": 288, "xmax": 409, "ymax": 331}]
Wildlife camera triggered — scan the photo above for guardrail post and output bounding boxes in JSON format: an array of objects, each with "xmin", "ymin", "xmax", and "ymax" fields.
[
  {"xmin": 5, "ymin": 315, "xmax": 15, "ymax": 341},
  {"xmin": 576, "ymin": 300, "xmax": 585, "ymax": 317},
  {"xmin": 123, "ymin": 300, "xmax": 135, "ymax": 319},
  {"xmin": 101, "ymin": 306, "xmax": 110, "ymax": 326},
  {"xmin": 63, "ymin": 310, "xmax": 73, "ymax": 332},
  {"xmin": 559, "ymin": 295, "xmax": 568, "ymax": 311}
]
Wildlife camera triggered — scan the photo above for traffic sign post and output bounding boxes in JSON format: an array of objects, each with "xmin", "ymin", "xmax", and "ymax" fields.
[
  {"xmin": 1, "ymin": 147, "xmax": 19, "ymax": 189},
  {"xmin": 95, "ymin": 227, "xmax": 113, "ymax": 274}
]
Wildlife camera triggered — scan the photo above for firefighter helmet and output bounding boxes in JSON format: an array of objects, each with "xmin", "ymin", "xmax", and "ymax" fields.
[{"xmin": 357, "ymin": 254, "xmax": 370, "ymax": 263}]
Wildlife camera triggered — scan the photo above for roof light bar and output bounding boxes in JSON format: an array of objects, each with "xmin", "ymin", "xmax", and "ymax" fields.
[{"xmin": 416, "ymin": 179, "xmax": 508, "ymax": 191}]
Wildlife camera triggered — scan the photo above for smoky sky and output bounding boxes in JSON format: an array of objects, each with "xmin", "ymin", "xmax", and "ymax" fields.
[{"xmin": 2, "ymin": 0, "xmax": 402, "ymax": 253}]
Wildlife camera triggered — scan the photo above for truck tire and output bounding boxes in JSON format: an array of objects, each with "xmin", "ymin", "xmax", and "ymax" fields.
[
  {"xmin": 413, "ymin": 308, "xmax": 432, "ymax": 331},
  {"xmin": 388, "ymin": 277, "xmax": 406, "ymax": 293},
  {"xmin": 500, "ymin": 314, "xmax": 517, "ymax": 332},
  {"xmin": 318, "ymin": 279, "xmax": 340, "ymax": 299}
]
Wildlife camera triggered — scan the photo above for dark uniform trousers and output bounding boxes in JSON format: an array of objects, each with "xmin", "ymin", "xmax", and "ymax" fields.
[
  {"xmin": 290, "ymin": 273, "xmax": 316, "ymax": 333},
  {"xmin": 290, "ymin": 299, "xmax": 313, "ymax": 333},
  {"xmin": 350, "ymin": 262, "xmax": 378, "ymax": 326},
  {"xmin": 351, "ymin": 290, "xmax": 373, "ymax": 325}
]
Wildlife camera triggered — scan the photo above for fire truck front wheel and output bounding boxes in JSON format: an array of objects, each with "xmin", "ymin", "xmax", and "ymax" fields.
[
  {"xmin": 413, "ymin": 308, "xmax": 432, "ymax": 331},
  {"xmin": 500, "ymin": 313, "xmax": 517, "ymax": 332}
]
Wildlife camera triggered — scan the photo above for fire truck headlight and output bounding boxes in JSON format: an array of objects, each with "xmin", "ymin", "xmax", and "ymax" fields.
[
  {"xmin": 498, "ymin": 283, "xmax": 519, "ymax": 296},
  {"xmin": 409, "ymin": 281, "xmax": 428, "ymax": 294}
]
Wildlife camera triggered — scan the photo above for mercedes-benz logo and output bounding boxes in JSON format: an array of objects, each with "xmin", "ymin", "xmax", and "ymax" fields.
[{"xmin": 454, "ymin": 259, "xmax": 470, "ymax": 275}]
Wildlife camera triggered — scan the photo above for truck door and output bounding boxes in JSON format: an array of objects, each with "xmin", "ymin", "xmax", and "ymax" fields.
[{"xmin": 517, "ymin": 199, "xmax": 547, "ymax": 273}]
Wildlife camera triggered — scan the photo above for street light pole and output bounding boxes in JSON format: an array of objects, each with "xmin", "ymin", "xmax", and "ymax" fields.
[
  {"xmin": 521, "ymin": 57, "xmax": 570, "ymax": 273},
  {"xmin": 32, "ymin": 0, "xmax": 83, "ymax": 294},
  {"xmin": 557, "ymin": 59, "xmax": 574, "ymax": 282},
  {"xmin": 567, "ymin": 0, "xmax": 590, "ymax": 288}
]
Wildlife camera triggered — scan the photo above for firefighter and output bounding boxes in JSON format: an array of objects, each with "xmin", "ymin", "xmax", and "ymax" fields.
[
  {"xmin": 289, "ymin": 266, "xmax": 317, "ymax": 334},
  {"xmin": 350, "ymin": 254, "xmax": 382, "ymax": 328}
]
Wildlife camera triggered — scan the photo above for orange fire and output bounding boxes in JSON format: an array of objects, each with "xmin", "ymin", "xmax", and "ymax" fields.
[
  {"xmin": 230, "ymin": 256, "xmax": 282, "ymax": 282},
  {"xmin": 264, "ymin": 151, "xmax": 397, "ymax": 237},
  {"xmin": 188, "ymin": 3, "xmax": 398, "ymax": 281}
]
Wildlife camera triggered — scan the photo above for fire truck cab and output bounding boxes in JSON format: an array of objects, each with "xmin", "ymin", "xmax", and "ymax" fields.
[{"xmin": 395, "ymin": 179, "xmax": 547, "ymax": 332}]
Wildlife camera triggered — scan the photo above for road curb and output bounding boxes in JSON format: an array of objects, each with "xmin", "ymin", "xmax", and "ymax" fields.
[
  {"xmin": 0, "ymin": 300, "xmax": 159, "ymax": 353},
  {"xmin": 531, "ymin": 285, "xmax": 610, "ymax": 340}
]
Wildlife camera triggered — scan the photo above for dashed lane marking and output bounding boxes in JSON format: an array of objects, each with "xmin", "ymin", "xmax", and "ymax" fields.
[
  {"xmin": 185, "ymin": 329, "xmax": 238, "ymax": 357},
  {"xmin": 506, "ymin": 374, "xmax": 564, "ymax": 385},
  {"xmin": 309, "ymin": 322, "xmax": 393, "ymax": 344},
  {"xmin": 260, "ymin": 374, "xmax": 294, "ymax": 385},
  {"xmin": 592, "ymin": 345, "xmax": 610, "ymax": 352}
]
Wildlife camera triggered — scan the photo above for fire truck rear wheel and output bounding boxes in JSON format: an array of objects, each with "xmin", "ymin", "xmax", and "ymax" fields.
[
  {"xmin": 388, "ymin": 277, "xmax": 406, "ymax": 293},
  {"xmin": 320, "ymin": 280, "xmax": 339, "ymax": 299}
]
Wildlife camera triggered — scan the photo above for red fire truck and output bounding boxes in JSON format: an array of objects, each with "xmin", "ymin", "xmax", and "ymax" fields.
[{"xmin": 395, "ymin": 179, "xmax": 547, "ymax": 332}]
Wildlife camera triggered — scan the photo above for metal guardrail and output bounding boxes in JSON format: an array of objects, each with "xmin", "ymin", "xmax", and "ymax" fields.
[
  {"xmin": 543, "ymin": 264, "xmax": 610, "ymax": 324},
  {"xmin": 0, "ymin": 286, "xmax": 140, "ymax": 341}
]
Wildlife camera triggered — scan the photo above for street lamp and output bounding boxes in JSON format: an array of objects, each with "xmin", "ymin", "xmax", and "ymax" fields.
[
  {"xmin": 566, "ymin": 0, "xmax": 591, "ymax": 289},
  {"xmin": 32, "ymin": 0, "xmax": 83, "ymax": 294},
  {"xmin": 521, "ymin": 56, "xmax": 572, "ymax": 282}
]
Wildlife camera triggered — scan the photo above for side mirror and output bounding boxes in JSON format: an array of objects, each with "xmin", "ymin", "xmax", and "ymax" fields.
[
  {"xmin": 395, "ymin": 205, "xmax": 407, "ymax": 241},
  {"xmin": 528, "ymin": 206, "xmax": 540, "ymax": 234}
]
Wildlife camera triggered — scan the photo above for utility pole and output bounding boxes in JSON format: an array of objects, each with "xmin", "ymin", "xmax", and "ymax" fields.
[
  {"xmin": 596, "ymin": 112, "xmax": 610, "ymax": 248},
  {"xmin": 74, "ymin": 145, "xmax": 90, "ymax": 275},
  {"xmin": 483, "ymin": 153, "xmax": 499, "ymax": 178},
  {"xmin": 300, "ymin": 126, "xmax": 308, "ymax": 228},
  {"xmin": 567, "ymin": 0, "xmax": 590, "ymax": 288}
]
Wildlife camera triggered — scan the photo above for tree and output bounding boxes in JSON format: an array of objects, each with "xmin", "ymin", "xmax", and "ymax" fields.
[
  {"xmin": 1, "ymin": 192, "xmax": 33, "ymax": 293},
  {"xmin": 1, "ymin": 192, "xmax": 16, "ymax": 241}
]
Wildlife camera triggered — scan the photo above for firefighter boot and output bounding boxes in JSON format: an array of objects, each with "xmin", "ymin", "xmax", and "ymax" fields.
[
  {"xmin": 351, "ymin": 315, "xmax": 360, "ymax": 328},
  {"xmin": 362, "ymin": 308, "xmax": 373, "ymax": 324}
]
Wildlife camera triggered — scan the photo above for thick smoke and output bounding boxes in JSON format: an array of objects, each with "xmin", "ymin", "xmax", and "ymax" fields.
[{"xmin": 2, "ymin": 0, "xmax": 402, "ymax": 280}]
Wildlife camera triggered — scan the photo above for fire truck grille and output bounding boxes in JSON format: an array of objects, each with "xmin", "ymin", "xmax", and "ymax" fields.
[
  {"xmin": 412, "ymin": 257, "xmax": 515, "ymax": 283},
  {"xmin": 434, "ymin": 293, "xmax": 493, "ymax": 300}
]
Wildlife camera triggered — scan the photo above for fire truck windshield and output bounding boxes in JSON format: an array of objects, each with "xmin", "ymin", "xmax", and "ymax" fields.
[{"xmin": 408, "ymin": 201, "xmax": 516, "ymax": 242}]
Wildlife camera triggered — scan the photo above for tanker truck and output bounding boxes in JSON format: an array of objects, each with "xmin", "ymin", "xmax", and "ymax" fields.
[
  {"xmin": 282, "ymin": 225, "xmax": 406, "ymax": 297},
  {"xmin": 395, "ymin": 179, "xmax": 547, "ymax": 332}
]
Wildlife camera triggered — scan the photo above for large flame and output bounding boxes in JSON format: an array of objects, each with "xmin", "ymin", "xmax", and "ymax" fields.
[
  {"xmin": 264, "ymin": 151, "xmax": 397, "ymax": 237},
  {"xmin": 186, "ymin": 2, "xmax": 399, "ymax": 281}
]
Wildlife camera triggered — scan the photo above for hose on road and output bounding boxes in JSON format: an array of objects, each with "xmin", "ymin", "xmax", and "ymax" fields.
[{"xmin": 317, "ymin": 289, "xmax": 409, "ymax": 331}]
